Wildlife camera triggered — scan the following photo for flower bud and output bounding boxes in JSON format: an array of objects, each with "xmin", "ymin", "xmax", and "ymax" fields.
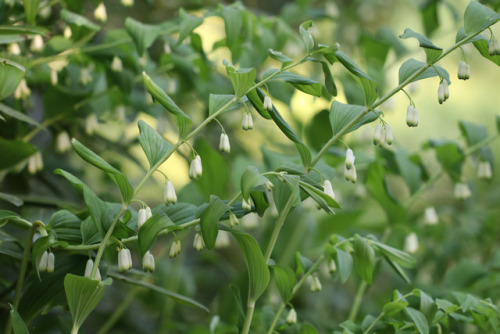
[
  {"xmin": 8, "ymin": 43, "xmax": 21, "ymax": 55},
  {"xmin": 424, "ymin": 207, "xmax": 438, "ymax": 225},
  {"xmin": 111, "ymin": 56, "xmax": 123, "ymax": 72},
  {"xmin": 286, "ymin": 308, "xmax": 297, "ymax": 325},
  {"xmin": 310, "ymin": 275, "xmax": 322, "ymax": 292},
  {"xmin": 28, "ymin": 152, "xmax": 43, "ymax": 174},
  {"xmin": 242, "ymin": 197, "xmax": 253, "ymax": 211},
  {"xmin": 454, "ymin": 181, "xmax": 471, "ymax": 200},
  {"xmin": 142, "ymin": 251, "xmax": 155, "ymax": 273},
  {"xmin": 328, "ymin": 259, "xmax": 337, "ymax": 273},
  {"xmin": 215, "ymin": 231, "xmax": 231, "ymax": 249},
  {"xmin": 85, "ymin": 114, "xmax": 99, "ymax": 135},
  {"xmin": 404, "ymin": 233, "xmax": 419, "ymax": 253},
  {"xmin": 477, "ymin": 161, "xmax": 493, "ymax": 180},
  {"xmin": 63, "ymin": 26, "xmax": 72, "ymax": 39},
  {"xmin": 343, "ymin": 164, "xmax": 357, "ymax": 183},
  {"xmin": 263, "ymin": 96, "xmax": 273, "ymax": 112},
  {"xmin": 323, "ymin": 180, "xmax": 335, "ymax": 201},
  {"xmin": 50, "ymin": 68, "xmax": 58, "ymax": 86},
  {"xmin": 345, "ymin": 148, "xmax": 355, "ymax": 170},
  {"xmin": 193, "ymin": 232, "xmax": 205, "ymax": 251},
  {"xmin": 137, "ymin": 208, "xmax": 147, "ymax": 229},
  {"xmin": 84, "ymin": 259, "xmax": 102, "ymax": 280},
  {"xmin": 242, "ymin": 112, "xmax": 254, "ymax": 131},
  {"xmin": 146, "ymin": 206, "xmax": 152, "ymax": 219},
  {"xmin": 189, "ymin": 155, "xmax": 203, "ymax": 180},
  {"xmin": 385, "ymin": 124, "xmax": 393, "ymax": 145},
  {"xmin": 373, "ymin": 124, "xmax": 383, "ymax": 146},
  {"xmin": 229, "ymin": 211, "xmax": 239, "ymax": 227},
  {"xmin": 489, "ymin": 38, "xmax": 500, "ymax": 56},
  {"xmin": 164, "ymin": 181, "xmax": 177, "ymax": 205},
  {"xmin": 94, "ymin": 3, "xmax": 107, "ymax": 22},
  {"xmin": 56, "ymin": 131, "xmax": 71, "ymax": 153},
  {"xmin": 265, "ymin": 180, "xmax": 274, "ymax": 191},
  {"xmin": 219, "ymin": 133, "xmax": 230, "ymax": 154},
  {"xmin": 14, "ymin": 79, "xmax": 31, "ymax": 100},
  {"xmin": 30, "ymin": 35, "xmax": 44, "ymax": 52},
  {"xmin": 442, "ymin": 79, "xmax": 449, "ymax": 100},
  {"xmin": 457, "ymin": 61, "xmax": 470, "ymax": 80},
  {"xmin": 438, "ymin": 82, "xmax": 445, "ymax": 104},
  {"xmin": 406, "ymin": 106, "xmax": 419, "ymax": 127},
  {"xmin": 47, "ymin": 252, "xmax": 55, "ymax": 273},
  {"xmin": 169, "ymin": 239, "xmax": 181, "ymax": 258},
  {"xmin": 121, "ymin": 0, "xmax": 134, "ymax": 6},
  {"xmin": 39, "ymin": 251, "xmax": 49, "ymax": 272},
  {"xmin": 118, "ymin": 248, "xmax": 132, "ymax": 271},
  {"xmin": 79, "ymin": 68, "xmax": 92, "ymax": 86}
]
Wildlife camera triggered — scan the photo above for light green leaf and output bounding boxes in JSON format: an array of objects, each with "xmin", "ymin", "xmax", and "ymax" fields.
[
  {"xmin": 399, "ymin": 28, "xmax": 443, "ymax": 63},
  {"xmin": 268, "ymin": 49, "xmax": 293, "ymax": 66},
  {"xmin": 405, "ymin": 307, "xmax": 429, "ymax": 334},
  {"xmin": 177, "ymin": 8, "xmax": 203, "ymax": 45},
  {"xmin": 200, "ymin": 195, "xmax": 230, "ymax": 249},
  {"xmin": 245, "ymin": 88, "xmax": 271, "ymax": 119},
  {"xmin": 299, "ymin": 20, "xmax": 314, "ymax": 53},
  {"xmin": 138, "ymin": 212, "xmax": 174, "ymax": 256},
  {"xmin": 383, "ymin": 300, "xmax": 409, "ymax": 316},
  {"xmin": 64, "ymin": 274, "xmax": 112, "ymax": 334},
  {"xmin": 268, "ymin": 70, "xmax": 322, "ymax": 97},
  {"xmin": 224, "ymin": 63, "xmax": 256, "ymax": 99},
  {"xmin": 71, "ymin": 139, "xmax": 134, "ymax": 203},
  {"xmin": 240, "ymin": 166, "xmax": 268, "ymax": 202},
  {"xmin": 273, "ymin": 175, "xmax": 300, "ymax": 215},
  {"xmin": 108, "ymin": 272, "xmax": 209, "ymax": 312},
  {"xmin": 142, "ymin": 72, "xmax": 192, "ymax": 139},
  {"xmin": 383, "ymin": 254, "xmax": 411, "ymax": 283},
  {"xmin": 299, "ymin": 181, "xmax": 339, "ymax": 213},
  {"xmin": 300, "ymin": 323, "xmax": 319, "ymax": 334},
  {"xmin": 398, "ymin": 58, "xmax": 450, "ymax": 85},
  {"xmin": 354, "ymin": 235, "xmax": 376, "ymax": 284},
  {"xmin": 464, "ymin": 1, "xmax": 500, "ymax": 36},
  {"xmin": 429, "ymin": 140, "xmax": 465, "ymax": 182},
  {"xmin": 0, "ymin": 103, "xmax": 40, "ymax": 126},
  {"xmin": 321, "ymin": 61, "xmax": 337, "ymax": 96},
  {"xmin": 0, "ymin": 26, "xmax": 47, "ymax": 36},
  {"xmin": 412, "ymin": 289, "xmax": 436, "ymax": 322},
  {"xmin": 294, "ymin": 252, "xmax": 315, "ymax": 276},
  {"xmin": 0, "ymin": 59, "xmax": 25, "ymax": 101},
  {"xmin": 230, "ymin": 229, "xmax": 270, "ymax": 301},
  {"xmin": 9, "ymin": 304, "xmax": 29, "ymax": 334},
  {"xmin": 137, "ymin": 120, "xmax": 173, "ymax": 168},
  {"xmin": 24, "ymin": 0, "xmax": 40, "ymax": 25},
  {"xmin": 472, "ymin": 37, "xmax": 500, "ymax": 66},
  {"xmin": 0, "ymin": 138, "xmax": 37, "ymax": 170},
  {"xmin": 0, "ymin": 192, "xmax": 23, "ymax": 207},
  {"xmin": 336, "ymin": 249, "xmax": 353, "ymax": 284},
  {"xmin": 329, "ymin": 101, "xmax": 380, "ymax": 136},
  {"xmin": 221, "ymin": 6, "xmax": 242, "ymax": 47},
  {"xmin": 270, "ymin": 264, "xmax": 295, "ymax": 303},
  {"xmin": 458, "ymin": 121, "xmax": 493, "ymax": 163},
  {"xmin": 125, "ymin": 17, "xmax": 161, "ymax": 55},
  {"xmin": 335, "ymin": 51, "xmax": 378, "ymax": 105},
  {"xmin": 32, "ymin": 236, "xmax": 52, "ymax": 280},
  {"xmin": 372, "ymin": 241, "xmax": 415, "ymax": 268},
  {"xmin": 208, "ymin": 94, "xmax": 240, "ymax": 116}
]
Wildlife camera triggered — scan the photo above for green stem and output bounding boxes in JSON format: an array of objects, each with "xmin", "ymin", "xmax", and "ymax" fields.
[
  {"xmin": 264, "ymin": 196, "xmax": 295, "ymax": 262},
  {"xmin": 241, "ymin": 300, "xmax": 256, "ymax": 334},
  {"xmin": 348, "ymin": 281, "xmax": 368, "ymax": 322},
  {"xmin": 309, "ymin": 28, "xmax": 488, "ymax": 169},
  {"xmin": 363, "ymin": 312, "xmax": 386, "ymax": 334}
]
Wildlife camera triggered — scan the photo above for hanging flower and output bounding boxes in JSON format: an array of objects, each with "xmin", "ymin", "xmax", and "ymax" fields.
[
  {"xmin": 14, "ymin": 79, "xmax": 31, "ymax": 100},
  {"xmin": 56, "ymin": 131, "xmax": 71, "ymax": 153},
  {"xmin": 242, "ymin": 197, "xmax": 253, "ymax": 211},
  {"xmin": 215, "ymin": 231, "xmax": 231, "ymax": 249},
  {"xmin": 323, "ymin": 180, "xmax": 335, "ymax": 200},
  {"xmin": 30, "ymin": 35, "xmax": 44, "ymax": 52},
  {"xmin": 373, "ymin": 124, "xmax": 383, "ymax": 146},
  {"xmin": 344, "ymin": 164, "xmax": 357, "ymax": 183},
  {"xmin": 477, "ymin": 161, "xmax": 493, "ymax": 180},
  {"xmin": 121, "ymin": 0, "xmax": 134, "ymax": 6},
  {"xmin": 94, "ymin": 3, "xmax": 107, "ymax": 22},
  {"xmin": 438, "ymin": 79, "xmax": 449, "ymax": 104},
  {"xmin": 193, "ymin": 233, "xmax": 205, "ymax": 251},
  {"xmin": 385, "ymin": 124, "xmax": 393, "ymax": 145},
  {"xmin": 489, "ymin": 38, "xmax": 500, "ymax": 56},
  {"xmin": 8, "ymin": 43, "xmax": 21, "ymax": 55},
  {"xmin": 189, "ymin": 155, "xmax": 203, "ymax": 180},
  {"xmin": 406, "ymin": 105, "xmax": 419, "ymax": 127},
  {"xmin": 263, "ymin": 96, "xmax": 273, "ymax": 111},
  {"xmin": 454, "ymin": 181, "xmax": 471, "ymax": 200},
  {"xmin": 39, "ymin": 251, "xmax": 49, "ymax": 272},
  {"xmin": 309, "ymin": 275, "xmax": 322, "ymax": 292},
  {"xmin": 164, "ymin": 181, "xmax": 177, "ymax": 205},
  {"xmin": 84, "ymin": 259, "xmax": 101, "ymax": 280},
  {"xmin": 424, "ymin": 207, "xmax": 439, "ymax": 225},
  {"xmin": 328, "ymin": 259, "xmax": 337, "ymax": 273},
  {"xmin": 85, "ymin": 114, "xmax": 99, "ymax": 135},
  {"xmin": 63, "ymin": 26, "xmax": 72, "ymax": 39},
  {"xmin": 47, "ymin": 252, "xmax": 55, "ymax": 273},
  {"xmin": 229, "ymin": 211, "xmax": 239, "ymax": 227},
  {"xmin": 457, "ymin": 61, "xmax": 470, "ymax": 80},
  {"xmin": 28, "ymin": 152, "xmax": 43, "ymax": 174},
  {"xmin": 219, "ymin": 133, "xmax": 230, "ymax": 154},
  {"xmin": 142, "ymin": 251, "xmax": 155, "ymax": 273},
  {"xmin": 169, "ymin": 239, "xmax": 181, "ymax": 258},
  {"xmin": 241, "ymin": 112, "xmax": 254, "ymax": 130},
  {"xmin": 50, "ymin": 68, "xmax": 58, "ymax": 86},
  {"xmin": 265, "ymin": 180, "xmax": 274, "ymax": 191},
  {"xmin": 137, "ymin": 207, "xmax": 148, "ymax": 229},
  {"xmin": 345, "ymin": 148, "xmax": 355, "ymax": 170},
  {"xmin": 404, "ymin": 233, "xmax": 419, "ymax": 253},
  {"xmin": 111, "ymin": 56, "xmax": 123, "ymax": 72},
  {"xmin": 286, "ymin": 308, "xmax": 297, "ymax": 325}
]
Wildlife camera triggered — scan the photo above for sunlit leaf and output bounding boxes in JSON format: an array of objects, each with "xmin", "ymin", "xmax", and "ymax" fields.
[
  {"xmin": 125, "ymin": 17, "xmax": 161, "ymax": 55},
  {"xmin": 224, "ymin": 63, "xmax": 256, "ymax": 99},
  {"xmin": 398, "ymin": 58, "xmax": 450, "ymax": 85},
  {"xmin": 399, "ymin": 28, "xmax": 443, "ymax": 63},
  {"xmin": 463, "ymin": 1, "xmax": 500, "ymax": 36},
  {"xmin": 199, "ymin": 195, "xmax": 230, "ymax": 249},
  {"xmin": 268, "ymin": 49, "xmax": 293, "ymax": 66},
  {"xmin": 329, "ymin": 101, "xmax": 380, "ymax": 136},
  {"xmin": 177, "ymin": 8, "xmax": 203, "ymax": 45},
  {"xmin": 137, "ymin": 120, "xmax": 173, "ymax": 168},
  {"xmin": 299, "ymin": 20, "xmax": 314, "ymax": 53}
]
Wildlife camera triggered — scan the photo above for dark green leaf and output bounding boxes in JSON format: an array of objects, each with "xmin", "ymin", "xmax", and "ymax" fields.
[
  {"xmin": 230, "ymin": 229, "xmax": 270, "ymax": 301},
  {"xmin": 373, "ymin": 241, "xmax": 415, "ymax": 268},
  {"xmin": 64, "ymin": 274, "xmax": 112, "ymax": 334},
  {"xmin": 413, "ymin": 289, "xmax": 437, "ymax": 322},
  {"xmin": 321, "ymin": 61, "xmax": 337, "ymax": 96},
  {"xmin": 299, "ymin": 181, "xmax": 339, "ymax": 213},
  {"xmin": 142, "ymin": 72, "xmax": 192, "ymax": 139},
  {"xmin": 394, "ymin": 149, "xmax": 422, "ymax": 194},
  {"xmin": 398, "ymin": 58, "xmax": 450, "ymax": 85},
  {"xmin": 383, "ymin": 254, "xmax": 411, "ymax": 283},
  {"xmin": 300, "ymin": 323, "xmax": 319, "ymax": 334},
  {"xmin": 329, "ymin": 101, "xmax": 380, "ymax": 136},
  {"xmin": 472, "ymin": 37, "xmax": 500, "ymax": 66},
  {"xmin": 137, "ymin": 120, "xmax": 173, "ymax": 168},
  {"xmin": 429, "ymin": 140, "xmax": 465, "ymax": 181},
  {"xmin": 0, "ymin": 192, "xmax": 23, "ymax": 207},
  {"xmin": 268, "ymin": 49, "xmax": 293, "ymax": 66},
  {"xmin": 270, "ymin": 264, "xmax": 295, "ymax": 303},
  {"xmin": 405, "ymin": 307, "xmax": 429, "ymax": 334},
  {"xmin": 0, "ymin": 139, "xmax": 37, "ymax": 170},
  {"xmin": 240, "ymin": 166, "xmax": 268, "ymax": 202},
  {"xmin": 24, "ymin": 0, "xmax": 41, "ymax": 25},
  {"xmin": 273, "ymin": 175, "xmax": 300, "ymax": 215},
  {"xmin": 268, "ymin": 70, "xmax": 322, "ymax": 97},
  {"xmin": 9, "ymin": 304, "xmax": 29, "ymax": 334},
  {"xmin": 464, "ymin": 1, "xmax": 500, "ymax": 36},
  {"xmin": 32, "ymin": 236, "xmax": 52, "ymax": 280},
  {"xmin": 60, "ymin": 9, "xmax": 99, "ymax": 40},
  {"xmin": 336, "ymin": 249, "xmax": 353, "ymax": 284},
  {"xmin": 200, "ymin": 195, "xmax": 230, "ymax": 249},
  {"xmin": 221, "ymin": 6, "xmax": 242, "ymax": 48},
  {"xmin": 299, "ymin": 20, "xmax": 314, "ymax": 53},
  {"xmin": 0, "ymin": 103, "xmax": 40, "ymax": 126},
  {"xmin": 0, "ymin": 59, "xmax": 25, "ymax": 101},
  {"xmin": 245, "ymin": 88, "xmax": 272, "ymax": 119},
  {"xmin": 421, "ymin": 0, "xmax": 439, "ymax": 36},
  {"xmin": 48, "ymin": 210, "xmax": 82, "ymax": 244},
  {"xmin": 354, "ymin": 235, "xmax": 376, "ymax": 284},
  {"xmin": 138, "ymin": 212, "xmax": 174, "ymax": 255},
  {"xmin": 383, "ymin": 300, "xmax": 409, "ymax": 316},
  {"xmin": 177, "ymin": 8, "xmax": 203, "ymax": 45},
  {"xmin": 399, "ymin": 28, "xmax": 443, "ymax": 63},
  {"xmin": 125, "ymin": 17, "xmax": 161, "ymax": 55}
]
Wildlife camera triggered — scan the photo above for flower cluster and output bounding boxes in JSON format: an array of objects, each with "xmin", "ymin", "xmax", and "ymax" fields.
[
  {"xmin": 373, "ymin": 123, "xmax": 393, "ymax": 147},
  {"xmin": 344, "ymin": 148, "xmax": 357, "ymax": 183},
  {"xmin": 457, "ymin": 61, "xmax": 471, "ymax": 80},
  {"xmin": 438, "ymin": 79, "xmax": 449, "ymax": 104},
  {"xmin": 39, "ymin": 251, "xmax": 55, "ymax": 273},
  {"xmin": 406, "ymin": 105, "xmax": 419, "ymax": 127},
  {"xmin": 242, "ymin": 112, "xmax": 254, "ymax": 130},
  {"xmin": 142, "ymin": 251, "xmax": 155, "ymax": 273}
]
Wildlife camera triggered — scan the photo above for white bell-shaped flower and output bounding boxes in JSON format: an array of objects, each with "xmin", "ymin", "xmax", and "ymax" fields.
[
  {"xmin": 323, "ymin": 180, "xmax": 335, "ymax": 201},
  {"xmin": 169, "ymin": 239, "xmax": 181, "ymax": 258},
  {"xmin": 164, "ymin": 181, "xmax": 177, "ymax": 205},
  {"xmin": 56, "ymin": 131, "xmax": 71, "ymax": 153},
  {"xmin": 424, "ymin": 207, "xmax": 439, "ymax": 225},
  {"xmin": 345, "ymin": 148, "xmax": 355, "ymax": 170},
  {"xmin": 219, "ymin": 133, "xmax": 230, "ymax": 154},
  {"xmin": 286, "ymin": 308, "xmax": 297, "ymax": 325},
  {"xmin": 94, "ymin": 3, "xmax": 107, "ymax": 22},
  {"xmin": 193, "ymin": 233, "xmax": 205, "ymax": 251},
  {"xmin": 404, "ymin": 233, "xmax": 419, "ymax": 253},
  {"xmin": 30, "ymin": 35, "xmax": 44, "ymax": 52}
]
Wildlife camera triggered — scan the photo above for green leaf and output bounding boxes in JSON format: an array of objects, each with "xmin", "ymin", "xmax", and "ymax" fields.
[
  {"xmin": 71, "ymin": 139, "xmax": 134, "ymax": 203},
  {"xmin": 48, "ymin": 210, "xmax": 82, "ymax": 244},
  {"xmin": 421, "ymin": 0, "xmax": 439, "ymax": 36},
  {"xmin": 60, "ymin": 10, "xmax": 99, "ymax": 40},
  {"xmin": 138, "ymin": 212, "xmax": 174, "ymax": 256},
  {"xmin": 299, "ymin": 180, "xmax": 339, "ymax": 213},
  {"xmin": 354, "ymin": 235, "xmax": 376, "ymax": 284},
  {"xmin": 335, "ymin": 51, "xmax": 378, "ymax": 105},
  {"xmin": 413, "ymin": 289, "xmax": 437, "ymax": 322},
  {"xmin": 268, "ymin": 49, "xmax": 293, "ymax": 66},
  {"xmin": 336, "ymin": 249, "xmax": 353, "ymax": 284},
  {"xmin": 429, "ymin": 140, "xmax": 465, "ymax": 181},
  {"xmin": 329, "ymin": 101, "xmax": 380, "ymax": 136},
  {"xmin": 221, "ymin": 6, "xmax": 242, "ymax": 48},
  {"xmin": 125, "ymin": 17, "xmax": 161, "ymax": 55},
  {"xmin": 208, "ymin": 94, "xmax": 240, "ymax": 116},
  {"xmin": 224, "ymin": 64, "xmax": 256, "ymax": 99},
  {"xmin": 177, "ymin": 8, "xmax": 203, "ymax": 45},
  {"xmin": 383, "ymin": 254, "xmax": 411, "ymax": 283},
  {"xmin": 240, "ymin": 166, "xmax": 268, "ymax": 202},
  {"xmin": 142, "ymin": 72, "xmax": 192, "ymax": 139},
  {"xmin": 299, "ymin": 20, "xmax": 314, "ymax": 53},
  {"xmin": 0, "ymin": 192, "xmax": 23, "ymax": 207},
  {"xmin": 0, "ymin": 103, "xmax": 40, "ymax": 126},
  {"xmin": 399, "ymin": 28, "xmax": 443, "ymax": 63},
  {"xmin": 64, "ymin": 274, "xmax": 112, "ymax": 334},
  {"xmin": 9, "ymin": 304, "xmax": 29, "ymax": 334},
  {"xmin": 0, "ymin": 139, "xmax": 36, "ymax": 170},
  {"xmin": 32, "ymin": 236, "xmax": 52, "ymax": 280},
  {"xmin": 321, "ymin": 61, "xmax": 337, "ymax": 96},
  {"xmin": 0, "ymin": 210, "xmax": 28, "ymax": 228},
  {"xmin": 383, "ymin": 300, "xmax": 409, "ymax": 316},
  {"xmin": 472, "ymin": 37, "xmax": 500, "ymax": 66},
  {"xmin": 200, "ymin": 195, "xmax": 230, "ymax": 249},
  {"xmin": 107, "ymin": 272, "xmax": 208, "ymax": 312},
  {"xmin": 137, "ymin": 120, "xmax": 173, "ymax": 168},
  {"xmin": 405, "ymin": 307, "xmax": 429, "ymax": 334},
  {"xmin": 267, "ymin": 70, "xmax": 322, "ymax": 97},
  {"xmin": 398, "ymin": 58, "xmax": 450, "ymax": 85},
  {"xmin": 270, "ymin": 264, "xmax": 295, "ymax": 303},
  {"xmin": 394, "ymin": 149, "xmax": 422, "ymax": 194},
  {"xmin": 0, "ymin": 59, "xmax": 25, "ymax": 100},
  {"xmin": 230, "ymin": 229, "xmax": 270, "ymax": 301},
  {"xmin": 273, "ymin": 175, "xmax": 300, "ymax": 215},
  {"xmin": 372, "ymin": 241, "xmax": 415, "ymax": 268},
  {"xmin": 464, "ymin": 1, "xmax": 500, "ymax": 36},
  {"xmin": 245, "ymin": 88, "xmax": 272, "ymax": 119},
  {"xmin": 24, "ymin": 0, "xmax": 40, "ymax": 25},
  {"xmin": 300, "ymin": 323, "xmax": 319, "ymax": 334},
  {"xmin": 458, "ymin": 121, "xmax": 493, "ymax": 163}
]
